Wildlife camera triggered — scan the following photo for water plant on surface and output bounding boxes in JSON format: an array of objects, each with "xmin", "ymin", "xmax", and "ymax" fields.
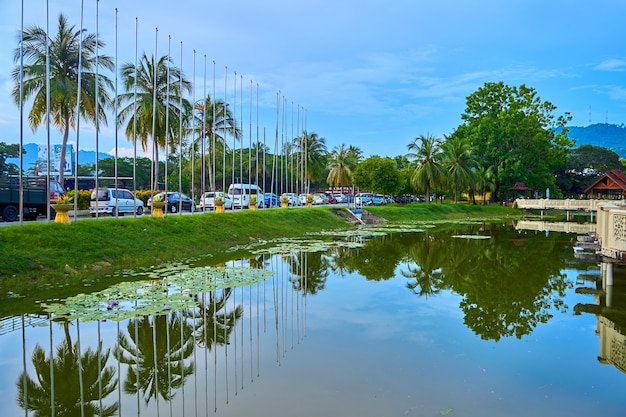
[{"xmin": 42, "ymin": 266, "xmax": 272, "ymax": 322}]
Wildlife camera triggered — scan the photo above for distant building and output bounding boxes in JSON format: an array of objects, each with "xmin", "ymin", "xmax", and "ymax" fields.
[{"xmin": 583, "ymin": 169, "xmax": 626, "ymax": 199}]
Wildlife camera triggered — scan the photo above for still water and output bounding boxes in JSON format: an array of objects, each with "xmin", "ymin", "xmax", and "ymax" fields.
[{"xmin": 1, "ymin": 222, "xmax": 625, "ymax": 416}]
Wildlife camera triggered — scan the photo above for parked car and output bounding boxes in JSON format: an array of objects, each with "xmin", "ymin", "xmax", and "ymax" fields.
[
  {"xmin": 312, "ymin": 193, "xmax": 329, "ymax": 205},
  {"xmin": 372, "ymin": 194, "xmax": 385, "ymax": 205},
  {"xmin": 282, "ymin": 192, "xmax": 301, "ymax": 206},
  {"xmin": 264, "ymin": 193, "xmax": 279, "ymax": 207},
  {"xmin": 355, "ymin": 193, "xmax": 374, "ymax": 206},
  {"xmin": 228, "ymin": 183, "xmax": 264, "ymax": 208},
  {"xmin": 148, "ymin": 192, "xmax": 196, "ymax": 213},
  {"xmin": 333, "ymin": 194, "xmax": 345, "ymax": 204},
  {"xmin": 298, "ymin": 193, "xmax": 309, "ymax": 205},
  {"xmin": 200, "ymin": 191, "xmax": 232, "ymax": 210},
  {"xmin": 90, "ymin": 188, "xmax": 144, "ymax": 216}
]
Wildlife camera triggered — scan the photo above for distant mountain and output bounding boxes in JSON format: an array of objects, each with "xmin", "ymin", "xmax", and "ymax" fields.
[
  {"xmin": 558, "ymin": 123, "xmax": 626, "ymax": 158},
  {"xmin": 7, "ymin": 143, "xmax": 113, "ymax": 172}
]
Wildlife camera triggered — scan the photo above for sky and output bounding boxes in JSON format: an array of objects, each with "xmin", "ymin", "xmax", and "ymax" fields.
[{"xmin": 1, "ymin": 0, "xmax": 626, "ymax": 160}]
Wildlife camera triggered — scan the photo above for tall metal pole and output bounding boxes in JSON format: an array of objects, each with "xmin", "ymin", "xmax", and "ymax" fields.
[{"xmin": 73, "ymin": 0, "xmax": 85, "ymax": 220}]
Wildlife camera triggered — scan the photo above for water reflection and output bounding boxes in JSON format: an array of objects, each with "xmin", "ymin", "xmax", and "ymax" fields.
[
  {"xmin": 7, "ymin": 223, "xmax": 626, "ymax": 415},
  {"xmin": 13, "ymin": 255, "xmax": 307, "ymax": 416},
  {"xmin": 575, "ymin": 262, "xmax": 626, "ymax": 374},
  {"xmin": 18, "ymin": 321, "xmax": 118, "ymax": 417}
]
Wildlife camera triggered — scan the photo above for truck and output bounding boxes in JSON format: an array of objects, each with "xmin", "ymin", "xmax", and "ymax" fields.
[{"xmin": 0, "ymin": 176, "xmax": 65, "ymax": 222}]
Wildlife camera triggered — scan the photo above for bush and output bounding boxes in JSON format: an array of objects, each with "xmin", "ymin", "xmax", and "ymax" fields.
[{"xmin": 67, "ymin": 190, "xmax": 91, "ymax": 210}]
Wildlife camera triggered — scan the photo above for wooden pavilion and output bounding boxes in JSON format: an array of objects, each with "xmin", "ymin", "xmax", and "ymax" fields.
[
  {"xmin": 583, "ymin": 169, "xmax": 626, "ymax": 199},
  {"xmin": 509, "ymin": 181, "xmax": 532, "ymax": 199}
]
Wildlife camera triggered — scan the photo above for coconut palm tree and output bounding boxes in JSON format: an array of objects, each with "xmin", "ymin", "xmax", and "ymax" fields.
[
  {"xmin": 117, "ymin": 53, "xmax": 192, "ymax": 188},
  {"xmin": 192, "ymin": 96, "xmax": 241, "ymax": 190},
  {"xmin": 12, "ymin": 13, "xmax": 114, "ymax": 186},
  {"xmin": 326, "ymin": 143, "xmax": 353, "ymax": 190},
  {"xmin": 407, "ymin": 134, "xmax": 443, "ymax": 203},
  {"xmin": 440, "ymin": 135, "xmax": 476, "ymax": 202},
  {"xmin": 293, "ymin": 131, "xmax": 327, "ymax": 193}
]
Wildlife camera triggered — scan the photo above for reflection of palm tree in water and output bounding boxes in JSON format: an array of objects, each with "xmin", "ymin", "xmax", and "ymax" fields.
[
  {"xmin": 192, "ymin": 289, "xmax": 243, "ymax": 349},
  {"xmin": 401, "ymin": 234, "xmax": 448, "ymax": 298},
  {"xmin": 284, "ymin": 251, "xmax": 329, "ymax": 294},
  {"xmin": 16, "ymin": 334, "xmax": 118, "ymax": 417},
  {"xmin": 114, "ymin": 313, "xmax": 194, "ymax": 404}
]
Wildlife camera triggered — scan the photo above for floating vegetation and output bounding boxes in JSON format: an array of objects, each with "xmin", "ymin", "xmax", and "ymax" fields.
[
  {"xmin": 251, "ymin": 239, "xmax": 365, "ymax": 255},
  {"xmin": 451, "ymin": 235, "xmax": 491, "ymax": 240},
  {"xmin": 42, "ymin": 266, "xmax": 272, "ymax": 323}
]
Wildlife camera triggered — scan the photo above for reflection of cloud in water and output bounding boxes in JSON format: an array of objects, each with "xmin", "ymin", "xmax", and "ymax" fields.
[{"xmin": 306, "ymin": 271, "xmax": 463, "ymax": 345}]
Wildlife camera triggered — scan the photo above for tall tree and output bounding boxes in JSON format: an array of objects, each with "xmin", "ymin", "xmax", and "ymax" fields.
[
  {"xmin": 117, "ymin": 53, "xmax": 192, "ymax": 189},
  {"xmin": 12, "ymin": 14, "xmax": 114, "ymax": 186},
  {"xmin": 454, "ymin": 82, "xmax": 573, "ymax": 201},
  {"xmin": 406, "ymin": 134, "xmax": 443, "ymax": 202},
  {"xmin": 293, "ymin": 131, "xmax": 327, "ymax": 192},
  {"xmin": 326, "ymin": 143, "xmax": 353, "ymax": 190},
  {"xmin": 0, "ymin": 142, "xmax": 20, "ymax": 176},
  {"xmin": 192, "ymin": 96, "xmax": 241, "ymax": 190},
  {"xmin": 440, "ymin": 135, "xmax": 476, "ymax": 202}
]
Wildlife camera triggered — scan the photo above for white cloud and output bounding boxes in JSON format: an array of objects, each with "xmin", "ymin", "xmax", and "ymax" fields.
[{"xmin": 594, "ymin": 59, "xmax": 626, "ymax": 72}]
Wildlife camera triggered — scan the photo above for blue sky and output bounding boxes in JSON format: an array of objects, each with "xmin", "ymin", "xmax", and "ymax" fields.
[{"xmin": 1, "ymin": 0, "xmax": 626, "ymax": 159}]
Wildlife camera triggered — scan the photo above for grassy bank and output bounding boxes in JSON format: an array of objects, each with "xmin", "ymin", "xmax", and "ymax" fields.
[{"xmin": 0, "ymin": 203, "xmax": 522, "ymax": 315}]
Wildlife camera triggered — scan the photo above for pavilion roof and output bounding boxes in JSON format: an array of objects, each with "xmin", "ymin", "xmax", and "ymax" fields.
[
  {"xmin": 510, "ymin": 182, "xmax": 531, "ymax": 191},
  {"xmin": 583, "ymin": 169, "xmax": 626, "ymax": 193}
]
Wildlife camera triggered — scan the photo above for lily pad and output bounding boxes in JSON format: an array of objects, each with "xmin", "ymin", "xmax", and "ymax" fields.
[
  {"xmin": 451, "ymin": 235, "xmax": 491, "ymax": 240},
  {"xmin": 42, "ymin": 266, "xmax": 272, "ymax": 323}
]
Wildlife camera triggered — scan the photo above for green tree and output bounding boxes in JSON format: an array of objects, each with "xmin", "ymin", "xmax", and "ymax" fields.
[
  {"xmin": 353, "ymin": 155, "xmax": 401, "ymax": 195},
  {"xmin": 0, "ymin": 142, "xmax": 20, "ymax": 176},
  {"xmin": 117, "ymin": 53, "xmax": 192, "ymax": 189},
  {"xmin": 12, "ymin": 14, "xmax": 114, "ymax": 186},
  {"xmin": 326, "ymin": 144, "xmax": 354, "ymax": 189},
  {"xmin": 454, "ymin": 82, "xmax": 573, "ymax": 201},
  {"xmin": 192, "ymin": 96, "xmax": 241, "ymax": 190},
  {"xmin": 440, "ymin": 135, "xmax": 476, "ymax": 202},
  {"xmin": 293, "ymin": 131, "xmax": 327, "ymax": 192},
  {"xmin": 556, "ymin": 144, "xmax": 623, "ymax": 197},
  {"xmin": 406, "ymin": 134, "xmax": 443, "ymax": 202}
]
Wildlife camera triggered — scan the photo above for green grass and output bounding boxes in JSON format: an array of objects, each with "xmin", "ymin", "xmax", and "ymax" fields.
[
  {"xmin": 0, "ymin": 203, "xmax": 524, "ymax": 316},
  {"xmin": 364, "ymin": 201, "xmax": 522, "ymax": 223}
]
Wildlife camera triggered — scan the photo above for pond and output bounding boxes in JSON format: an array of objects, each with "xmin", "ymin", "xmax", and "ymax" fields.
[{"xmin": 1, "ymin": 221, "xmax": 625, "ymax": 416}]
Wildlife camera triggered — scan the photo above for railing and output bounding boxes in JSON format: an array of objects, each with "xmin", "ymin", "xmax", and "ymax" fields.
[
  {"xmin": 515, "ymin": 198, "xmax": 626, "ymax": 211},
  {"xmin": 596, "ymin": 203, "xmax": 626, "ymax": 261},
  {"xmin": 515, "ymin": 220, "xmax": 596, "ymax": 234}
]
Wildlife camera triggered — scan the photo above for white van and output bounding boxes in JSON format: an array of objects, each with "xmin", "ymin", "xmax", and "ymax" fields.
[
  {"xmin": 90, "ymin": 188, "xmax": 144, "ymax": 216},
  {"xmin": 227, "ymin": 183, "xmax": 264, "ymax": 208}
]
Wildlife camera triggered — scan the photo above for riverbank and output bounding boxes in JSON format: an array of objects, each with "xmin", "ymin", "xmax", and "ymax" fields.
[{"xmin": 0, "ymin": 204, "xmax": 522, "ymax": 314}]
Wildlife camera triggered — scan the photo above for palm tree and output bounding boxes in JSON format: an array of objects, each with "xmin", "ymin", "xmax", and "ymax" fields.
[
  {"xmin": 12, "ymin": 14, "xmax": 114, "ymax": 186},
  {"xmin": 293, "ymin": 131, "xmax": 327, "ymax": 193},
  {"xmin": 440, "ymin": 135, "xmax": 476, "ymax": 202},
  {"xmin": 407, "ymin": 134, "xmax": 443, "ymax": 203},
  {"xmin": 472, "ymin": 165, "xmax": 495, "ymax": 204},
  {"xmin": 192, "ymin": 96, "xmax": 241, "ymax": 190},
  {"xmin": 117, "ymin": 53, "xmax": 192, "ymax": 188},
  {"xmin": 326, "ymin": 144, "xmax": 353, "ymax": 191}
]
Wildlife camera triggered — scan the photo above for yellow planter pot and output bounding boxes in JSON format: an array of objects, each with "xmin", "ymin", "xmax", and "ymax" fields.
[
  {"xmin": 215, "ymin": 204, "xmax": 225, "ymax": 213},
  {"xmin": 307, "ymin": 203, "xmax": 312, "ymax": 208},
  {"xmin": 281, "ymin": 202, "xmax": 288, "ymax": 208},
  {"xmin": 51, "ymin": 204, "xmax": 73, "ymax": 224},
  {"xmin": 151, "ymin": 202, "xmax": 166, "ymax": 218}
]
